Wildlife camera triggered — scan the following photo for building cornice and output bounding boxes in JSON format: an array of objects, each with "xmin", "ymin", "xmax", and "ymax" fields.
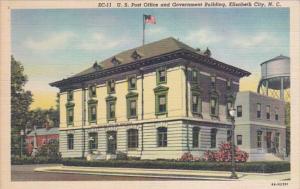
[
  {"xmin": 50, "ymin": 49, "xmax": 251, "ymax": 89},
  {"xmin": 59, "ymin": 116, "xmax": 232, "ymax": 131}
]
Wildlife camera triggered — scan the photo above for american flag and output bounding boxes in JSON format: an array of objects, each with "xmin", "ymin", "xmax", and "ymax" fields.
[{"xmin": 144, "ymin": 15, "xmax": 156, "ymax": 24}]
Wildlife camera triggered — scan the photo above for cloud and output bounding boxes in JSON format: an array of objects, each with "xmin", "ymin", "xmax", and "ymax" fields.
[
  {"xmin": 147, "ymin": 27, "xmax": 167, "ymax": 35},
  {"xmin": 24, "ymin": 31, "xmax": 76, "ymax": 51},
  {"xmin": 78, "ymin": 32, "xmax": 130, "ymax": 51},
  {"xmin": 23, "ymin": 31, "xmax": 132, "ymax": 52},
  {"xmin": 232, "ymin": 32, "xmax": 279, "ymax": 48},
  {"xmin": 184, "ymin": 28, "xmax": 223, "ymax": 46}
]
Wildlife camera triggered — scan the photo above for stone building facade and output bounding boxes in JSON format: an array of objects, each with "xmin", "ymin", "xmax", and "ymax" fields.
[
  {"xmin": 50, "ymin": 37, "xmax": 252, "ymax": 160},
  {"xmin": 235, "ymin": 91, "xmax": 286, "ymax": 161}
]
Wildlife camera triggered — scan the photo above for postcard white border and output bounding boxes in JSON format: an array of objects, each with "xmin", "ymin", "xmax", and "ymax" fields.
[{"xmin": 1, "ymin": 0, "xmax": 299, "ymax": 189}]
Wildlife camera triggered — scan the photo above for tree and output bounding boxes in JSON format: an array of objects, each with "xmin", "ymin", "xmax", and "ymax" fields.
[
  {"xmin": 11, "ymin": 56, "xmax": 33, "ymax": 156},
  {"xmin": 27, "ymin": 108, "xmax": 59, "ymax": 130}
]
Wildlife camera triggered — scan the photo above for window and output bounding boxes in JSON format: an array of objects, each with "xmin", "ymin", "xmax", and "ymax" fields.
[
  {"xmin": 127, "ymin": 129, "xmax": 138, "ymax": 149},
  {"xmin": 210, "ymin": 129, "xmax": 217, "ymax": 148},
  {"xmin": 128, "ymin": 75, "xmax": 137, "ymax": 90},
  {"xmin": 126, "ymin": 92, "xmax": 138, "ymax": 119},
  {"xmin": 111, "ymin": 57, "xmax": 120, "ymax": 66},
  {"xmin": 154, "ymin": 86, "xmax": 169, "ymax": 115},
  {"xmin": 226, "ymin": 79, "xmax": 231, "ymax": 89},
  {"xmin": 237, "ymin": 135, "xmax": 242, "ymax": 145},
  {"xmin": 227, "ymin": 130, "xmax": 231, "ymax": 143},
  {"xmin": 192, "ymin": 94, "xmax": 201, "ymax": 114},
  {"xmin": 131, "ymin": 50, "xmax": 141, "ymax": 60},
  {"xmin": 67, "ymin": 134, "xmax": 74, "ymax": 150},
  {"xmin": 129, "ymin": 99, "xmax": 137, "ymax": 117},
  {"xmin": 108, "ymin": 102, "xmax": 115, "ymax": 119},
  {"xmin": 266, "ymin": 105, "xmax": 270, "ymax": 120},
  {"xmin": 157, "ymin": 67, "xmax": 167, "ymax": 84},
  {"xmin": 67, "ymin": 107, "xmax": 74, "ymax": 125},
  {"xmin": 192, "ymin": 69, "xmax": 198, "ymax": 83},
  {"xmin": 107, "ymin": 80, "xmax": 115, "ymax": 94},
  {"xmin": 157, "ymin": 127, "xmax": 167, "ymax": 147},
  {"xmin": 210, "ymin": 96, "xmax": 218, "ymax": 116},
  {"xmin": 257, "ymin": 103, "xmax": 261, "ymax": 118},
  {"xmin": 67, "ymin": 91, "xmax": 73, "ymax": 101},
  {"xmin": 192, "ymin": 127, "xmax": 200, "ymax": 148},
  {"xmin": 88, "ymin": 132, "xmax": 98, "ymax": 150},
  {"xmin": 237, "ymin": 106, "xmax": 242, "ymax": 117},
  {"xmin": 88, "ymin": 104, "xmax": 97, "ymax": 123},
  {"xmin": 106, "ymin": 96, "xmax": 117, "ymax": 121},
  {"xmin": 158, "ymin": 95, "xmax": 166, "ymax": 113},
  {"xmin": 275, "ymin": 108, "xmax": 279, "ymax": 121},
  {"xmin": 129, "ymin": 100, "xmax": 137, "ymax": 117},
  {"xmin": 226, "ymin": 101, "xmax": 233, "ymax": 118},
  {"xmin": 257, "ymin": 131, "xmax": 262, "ymax": 148},
  {"xmin": 89, "ymin": 85, "xmax": 96, "ymax": 97},
  {"xmin": 211, "ymin": 76, "xmax": 216, "ymax": 87}
]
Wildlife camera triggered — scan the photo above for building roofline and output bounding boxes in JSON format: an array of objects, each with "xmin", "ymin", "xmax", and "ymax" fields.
[
  {"xmin": 50, "ymin": 50, "xmax": 251, "ymax": 88},
  {"xmin": 237, "ymin": 91, "xmax": 286, "ymax": 102}
]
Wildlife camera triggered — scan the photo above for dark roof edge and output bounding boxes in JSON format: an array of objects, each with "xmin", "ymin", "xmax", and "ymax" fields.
[{"xmin": 50, "ymin": 50, "xmax": 251, "ymax": 88}]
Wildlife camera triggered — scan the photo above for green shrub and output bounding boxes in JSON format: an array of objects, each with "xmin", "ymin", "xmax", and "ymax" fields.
[
  {"xmin": 11, "ymin": 156, "xmax": 61, "ymax": 165},
  {"xmin": 36, "ymin": 140, "xmax": 61, "ymax": 160},
  {"xmin": 61, "ymin": 158, "xmax": 290, "ymax": 173}
]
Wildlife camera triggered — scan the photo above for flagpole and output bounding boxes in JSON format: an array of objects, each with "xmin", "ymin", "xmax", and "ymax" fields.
[{"xmin": 142, "ymin": 14, "xmax": 145, "ymax": 46}]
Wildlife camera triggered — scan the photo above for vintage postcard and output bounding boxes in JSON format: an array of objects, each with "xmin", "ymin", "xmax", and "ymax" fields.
[{"xmin": 0, "ymin": 0, "xmax": 299, "ymax": 189}]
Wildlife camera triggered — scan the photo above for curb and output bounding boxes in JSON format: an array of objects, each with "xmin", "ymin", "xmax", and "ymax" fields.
[
  {"xmin": 35, "ymin": 166, "xmax": 240, "ymax": 180},
  {"xmin": 34, "ymin": 166, "xmax": 290, "ymax": 181}
]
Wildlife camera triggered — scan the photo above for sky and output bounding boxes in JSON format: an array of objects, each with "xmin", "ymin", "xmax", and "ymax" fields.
[{"xmin": 11, "ymin": 8, "xmax": 290, "ymax": 109}]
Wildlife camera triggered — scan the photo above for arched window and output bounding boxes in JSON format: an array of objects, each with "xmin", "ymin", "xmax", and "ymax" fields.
[
  {"xmin": 157, "ymin": 127, "xmax": 167, "ymax": 147},
  {"xmin": 127, "ymin": 129, "xmax": 139, "ymax": 149},
  {"xmin": 192, "ymin": 127, "xmax": 200, "ymax": 148}
]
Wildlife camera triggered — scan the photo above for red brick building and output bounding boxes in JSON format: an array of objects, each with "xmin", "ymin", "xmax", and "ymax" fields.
[{"xmin": 26, "ymin": 127, "xmax": 59, "ymax": 155}]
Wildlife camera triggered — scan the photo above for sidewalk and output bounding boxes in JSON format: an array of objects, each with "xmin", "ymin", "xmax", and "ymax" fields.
[{"xmin": 35, "ymin": 166, "xmax": 290, "ymax": 181}]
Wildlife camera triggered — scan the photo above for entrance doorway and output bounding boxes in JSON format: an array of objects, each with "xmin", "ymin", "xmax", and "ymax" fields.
[{"xmin": 107, "ymin": 131, "xmax": 117, "ymax": 154}]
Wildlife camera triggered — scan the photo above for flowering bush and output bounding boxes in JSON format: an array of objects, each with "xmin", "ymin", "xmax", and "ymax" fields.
[
  {"xmin": 204, "ymin": 142, "xmax": 248, "ymax": 162},
  {"xmin": 179, "ymin": 152, "xmax": 194, "ymax": 161}
]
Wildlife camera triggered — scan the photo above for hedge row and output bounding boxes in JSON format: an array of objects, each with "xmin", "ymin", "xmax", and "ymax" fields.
[
  {"xmin": 61, "ymin": 158, "xmax": 290, "ymax": 173},
  {"xmin": 11, "ymin": 156, "xmax": 61, "ymax": 165}
]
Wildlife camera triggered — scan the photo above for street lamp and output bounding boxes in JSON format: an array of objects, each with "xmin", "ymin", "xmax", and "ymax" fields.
[
  {"xmin": 20, "ymin": 129, "xmax": 24, "ymax": 158},
  {"xmin": 229, "ymin": 107, "xmax": 238, "ymax": 179}
]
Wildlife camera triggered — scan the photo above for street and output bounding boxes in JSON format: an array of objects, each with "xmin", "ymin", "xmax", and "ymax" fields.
[{"xmin": 11, "ymin": 164, "xmax": 195, "ymax": 181}]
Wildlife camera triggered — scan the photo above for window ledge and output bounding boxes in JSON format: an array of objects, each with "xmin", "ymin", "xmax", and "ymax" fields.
[
  {"xmin": 128, "ymin": 148, "xmax": 139, "ymax": 151},
  {"xmin": 157, "ymin": 81, "xmax": 167, "ymax": 85},
  {"xmin": 210, "ymin": 114, "xmax": 219, "ymax": 119},
  {"xmin": 107, "ymin": 118, "xmax": 116, "ymax": 122},
  {"xmin": 128, "ymin": 116, "xmax": 138, "ymax": 120},
  {"xmin": 128, "ymin": 87, "xmax": 137, "ymax": 91},
  {"xmin": 192, "ymin": 112, "xmax": 203, "ymax": 118},
  {"xmin": 156, "ymin": 112, "xmax": 167, "ymax": 116}
]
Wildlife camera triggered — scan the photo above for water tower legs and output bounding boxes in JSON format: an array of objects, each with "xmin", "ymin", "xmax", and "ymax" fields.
[{"xmin": 280, "ymin": 77, "xmax": 284, "ymax": 100}]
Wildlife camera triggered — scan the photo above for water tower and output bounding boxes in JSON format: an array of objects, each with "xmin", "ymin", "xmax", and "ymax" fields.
[{"xmin": 257, "ymin": 55, "xmax": 290, "ymax": 101}]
